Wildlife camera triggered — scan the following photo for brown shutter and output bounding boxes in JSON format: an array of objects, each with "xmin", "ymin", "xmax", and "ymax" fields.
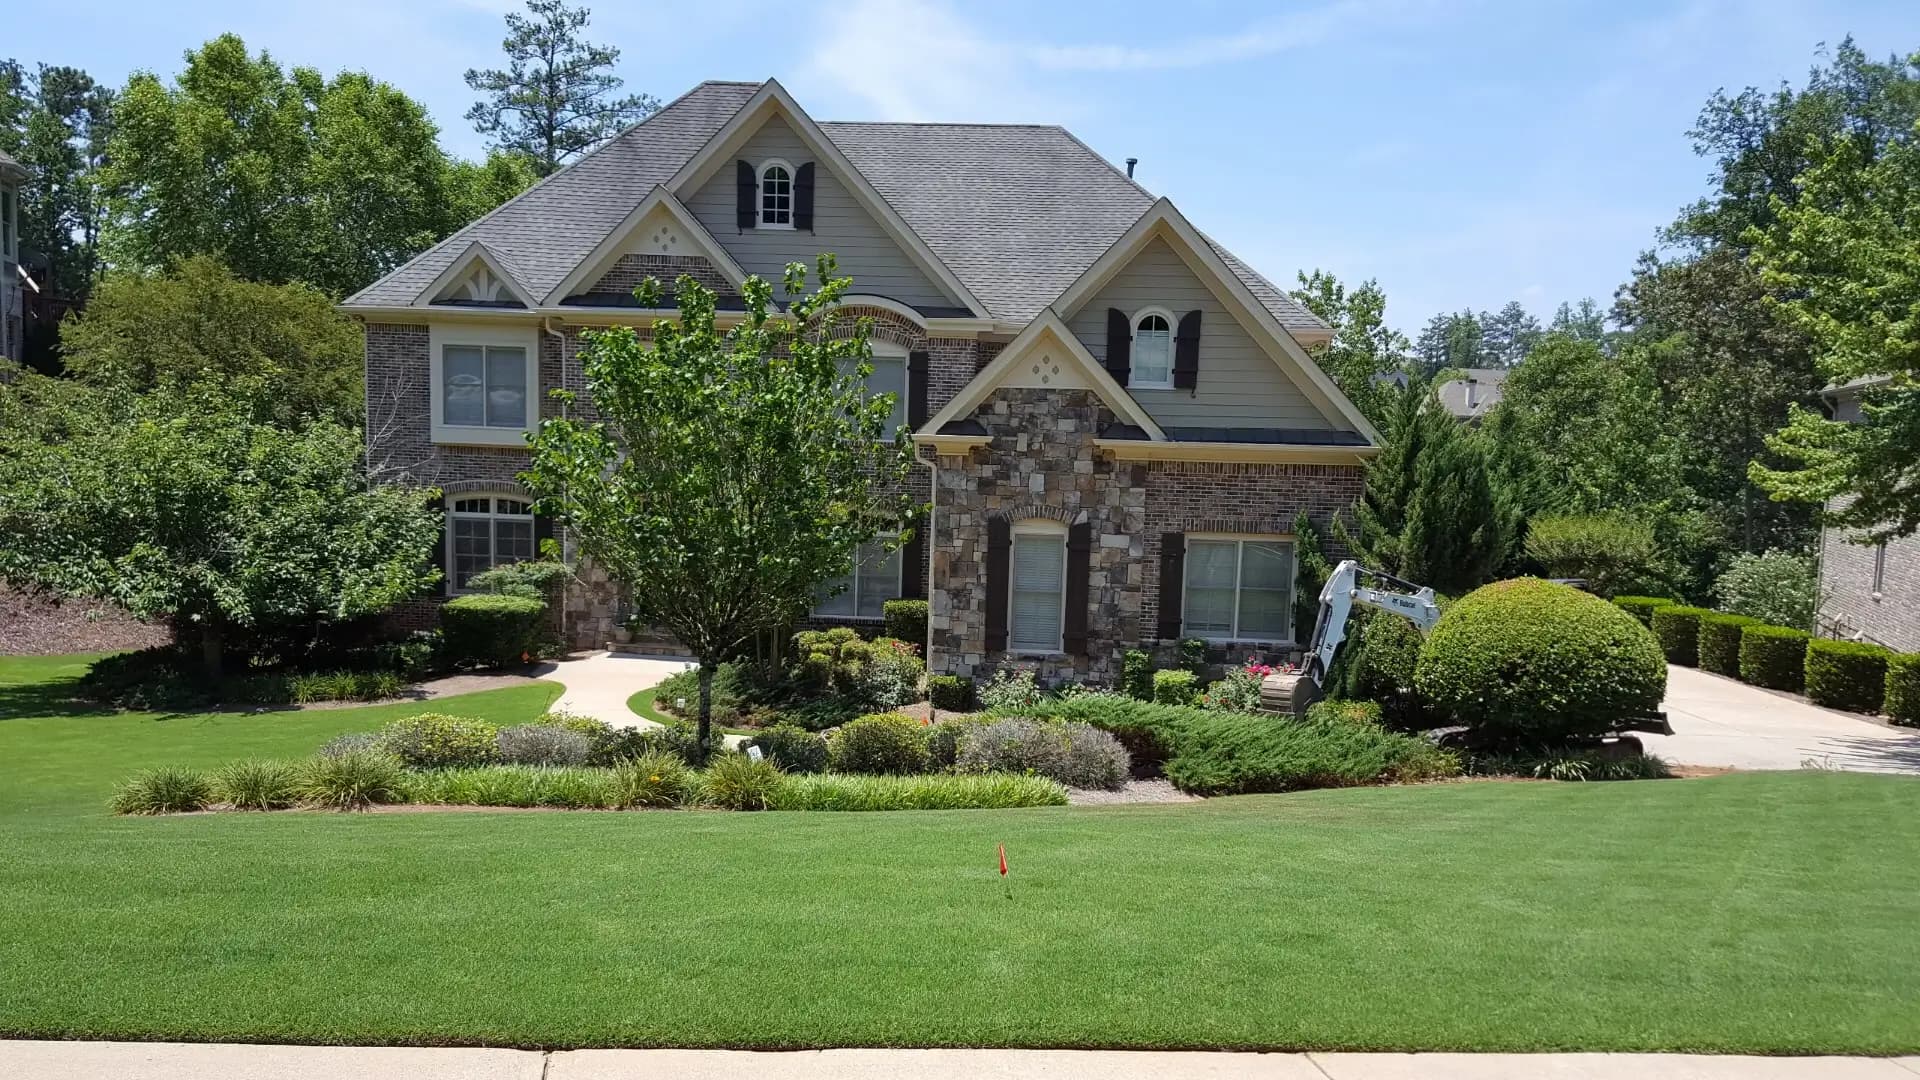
[
  {"xmin": 1157, "ymin": 531, "xmax": 1185, "ymax": 640},
  {"xmin": 1065, "ymin": 520, "xmax": 1092, "ymax": 655},
  {"xmin": 1173, "ymin": 309, "xmax": 1202, "ymax": 389},
  {"xmin": 985, "ymin": 516, "xmax": 1010, "ymax": 652},
  {"xmin": 899, "ymin": 514, "xmax": 927, "ymax": 600},
  {"xmin": 794, "ymin": 162, "xmax": 815, "ymax": 230},
  {"xmin": 735, "ymin": 161, "xmax": 756, "ymax": 230},
  {"xmin": 907, "ymin": 350, "xmax": 930, "ymax": 429},
  {"xmin": 1105, "ymin": 308, "xmax": 1131, "ymax": 386},
  {"xmin": 424, "ymin": 494, "xmax": 448, "ymax": 598},
  {"xmin": 534, "ymin": 514, "xmax": 556, "ymax": 560}
]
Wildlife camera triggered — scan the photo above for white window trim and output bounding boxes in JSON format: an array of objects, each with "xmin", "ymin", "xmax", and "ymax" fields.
[
  {"xmin": 1182, "ymin": 532, "xmax": 1295, "ymax": 645},
  {"xmin": 1129, "ymin": 305, "xmax": 1178, "ymax": 390},
  {"xmin": 758, "ymin": 158, "xmax": 796, "ymax": 231},
  {"xmin": 429, "ymin": 322, "xmax": 541, "ymax": 447},
  {"xmin": 813, "ymin": 533, "xmax": 902, "ymax": 620},
  {"xmin": 1008, "ymin": 519, "xmax": 1069, "ymax": 655},
  {"xmin": 446, "ymin": 495, "xmax": 535, "ymax": 596}
]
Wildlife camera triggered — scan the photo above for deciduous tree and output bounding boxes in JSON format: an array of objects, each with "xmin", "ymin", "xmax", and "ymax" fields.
[{"xmin": 1288, "ymin": 269, "xmax": 1412, "ymax": 426}]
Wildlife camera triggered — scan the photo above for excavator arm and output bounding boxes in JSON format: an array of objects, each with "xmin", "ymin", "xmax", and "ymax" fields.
[{"xmin": 1260, "ymin": 560, "xmax": 1441, "ymax": 716}]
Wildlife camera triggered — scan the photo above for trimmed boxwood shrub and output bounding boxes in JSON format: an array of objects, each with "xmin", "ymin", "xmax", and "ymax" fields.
[
  {"xmin": 1152, "ymin": 669, "xmax": 1198, "ymax": 705},
  {"xmin": 1414, "ymin": 578, "xmax": 1667, "ymax": 744},
  {"xmin": 1739, "ymin": 625, "xmax": 1810, "ymax": 691},
  {"xmin": 744, "ymin": 723, "xmax": 828, "ymax": 774},
  {"xmin": 1885, "ymin": 654, "xmax": 1920, "ymax": 726},
  {"xmin": 1696, "ymin": 613, "xmax": 1758, "ymax": 677},
  {"xmin": 1650, "ymin": 605, "xmax": 1712, "ymax": 667},
  {"xmin": 1611, "ymin": 596, "xmax": 1677, "ymax": 626},
  {"xmin": 882, "ymin": 599, "xmax": 929, "ymax": 647},
  {"xmin": 827, "ymin": 713, "xmax": 931, "ymax": 775},
  {"xmin": 928, "ymin": 674, "xmax": 974, "ymax": 712},
  {"xmin": 380, "ymin": 713, "xmax": 500, "ymax": 768},
  {"xmin": 1121, "ymin": 650, "xmax": 1153, "ymax": 700},
  {"xmin": 441, "ymin": 593, "xmax": 546, "ymax": 668},
  {"xmin": 1804, "ymin": 638, "xmax": 1892, "ymax": 714}
]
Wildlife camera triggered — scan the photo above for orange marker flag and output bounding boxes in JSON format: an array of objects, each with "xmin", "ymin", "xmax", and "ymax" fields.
[{"xmin": 998, "ymin": 843, "xmax": 1008, "ymax": 877}]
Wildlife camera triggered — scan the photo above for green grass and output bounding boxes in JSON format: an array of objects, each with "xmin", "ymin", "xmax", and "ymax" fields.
[{"xmin": 4, "ymin": 653, "xmax": 1920, "ymax": 1052}]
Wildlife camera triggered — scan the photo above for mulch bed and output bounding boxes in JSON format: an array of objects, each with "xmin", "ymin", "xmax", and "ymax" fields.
[{"xmin": 0, "ymin": 586, "xmax": 171, "ymax": 656}]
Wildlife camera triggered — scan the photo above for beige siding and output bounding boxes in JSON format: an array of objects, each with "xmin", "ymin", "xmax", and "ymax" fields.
[
  {"xmin": 688, "ymin": 116, "xmax": 956, "ymax": 310},
  {"xmin": 1067, "ymin": 237, "xmax": 1334, "ymax": 431}
]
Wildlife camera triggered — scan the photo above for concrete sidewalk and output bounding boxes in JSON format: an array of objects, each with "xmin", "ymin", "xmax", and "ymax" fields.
[
  {"xmin": 5, "ymin": 1042, "xmax": 1918, "ymax": 1079},
  {"xmin": 1647, "ymin": 665, "xmax": 1920, "ymax": 773},
  {"xmin": 532, "ymin": 649, "xmax": 693, "ymax": 731}
]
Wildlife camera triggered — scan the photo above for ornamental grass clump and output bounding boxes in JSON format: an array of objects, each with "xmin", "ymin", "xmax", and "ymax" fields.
[
  {"xmin": 109, "ymin": 766, "xmax": 213, "ymax": 815},
  {"xmin": 767, "ymin": 772, "xmax": 1068, "ymax": 811},
  {"xmin": 297, "ymin": 750, "xmax": 405, "ymax": 810},
  {"xmin": 1697, "ymin": 613, "xmax": 1759, "ymax": 677},
  {"xmin": 213, "ymin": 759, "xmax": 299, "ymax": 810},
  {"xmin": 1415, "ymin": 578, "xmax": 1666, "ymax": 745},
  {"xmin": 700, "ymin": 753, "xmax": 783, "ymax": 810},
  {"xmin": 609, "ymin": 751, "xmax": 693, "ymax": 808},
  {"xmin": 1804, "ymin": 639, "xmax": 1892, "ymax": 714},
  {"xmin": 1739, "ymin": 625, "xmax": 1811, "ymax": 692}
]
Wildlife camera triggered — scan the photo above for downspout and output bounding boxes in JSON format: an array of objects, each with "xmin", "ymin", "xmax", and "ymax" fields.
[
  {"xmin": 542, "ymin": 316, "xmax": 571, "ymax": 648},
  {"xmin": 926, "ymin": 451, "xmax": 939, "ymax": 669}
]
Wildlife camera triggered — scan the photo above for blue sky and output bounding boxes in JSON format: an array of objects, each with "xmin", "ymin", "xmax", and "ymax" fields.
[{"xmin": 12, "ymin": 0, "xmax": 1918, "ymax": 331}]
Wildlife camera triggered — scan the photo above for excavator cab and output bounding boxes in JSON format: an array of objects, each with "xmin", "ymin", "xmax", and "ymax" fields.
[{"xmin": 1260, "ymin": 560, "xmax": 1440, "ymax": 716}]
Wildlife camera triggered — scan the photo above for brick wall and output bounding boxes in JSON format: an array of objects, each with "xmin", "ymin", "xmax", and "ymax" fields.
[
  {"xmin": 1818, "ymin": 499, "xmax": 1920, "ymax": 652},
  {"xmin": 590, "ymin": 253, "xmax": 733, "ymax": 299}
]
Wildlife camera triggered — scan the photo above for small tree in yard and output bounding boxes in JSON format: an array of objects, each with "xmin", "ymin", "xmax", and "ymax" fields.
[{"xmin": 522, "ymin": 259, "xmax": 918, "ymax": 758}]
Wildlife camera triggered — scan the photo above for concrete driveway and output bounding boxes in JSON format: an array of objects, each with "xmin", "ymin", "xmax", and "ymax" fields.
[{"xmin": 1641, "ymin": 664, "xmax": 1920, "ymax": 774}]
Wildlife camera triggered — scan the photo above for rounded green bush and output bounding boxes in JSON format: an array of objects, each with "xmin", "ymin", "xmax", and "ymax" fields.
[
  {"xmin": 1414, "ymin": 578, "xmax": 1667, "ymax": 744},
  {"xmin": 380, "ymin": 713, "xmax": 500, "ymax": 768},
  {"xmin": 1804, "ymin": 639, "xmax": 1892, "ymax": 714},
  {"xmin": 927, "ymin": 674, "xmax": 975, "ymax": 712},
  {"xmin": 441, "ymin": 593, "xmax": 547, "ymax": 668},
  {"xmin": 827, "ymin": 712, "xmax": 931, "ymax": 775},
  {"xmin": 1611, "ymin": 596, "xmax": 1677, "ymax": 627},
  {"xmin": 1650, "ymin": 605, "xmax": 1712, "ymax": 667},
  {"xmin": 1885, "ymin": 654, "xmax": 1920, "ymax": 726},
  {"xmin": 744, "ymin": 723, "xmax": 829, "ymax": 774},
  {"xmin": 1739, "ymin": 625, "xmax": 1810, "ymax": 691},
  {"xmin": 1697, "ymin": 613, "xmax": 1759, "ymax": 677}
]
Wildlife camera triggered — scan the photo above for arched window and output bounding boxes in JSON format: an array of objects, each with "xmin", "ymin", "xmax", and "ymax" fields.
[
  {"xmin": 448, "ymin": 495, "xmax": 534, "ymax": 593},
  {"xmin": 759, "ymin": 159, "xmax": 794, "ymax": 228},
  {"xmin": 1131, "ymin": 308, "xmax": 1175, "ymax": 388}
]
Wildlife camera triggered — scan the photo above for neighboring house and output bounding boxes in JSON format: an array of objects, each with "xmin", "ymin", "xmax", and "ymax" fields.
[
  {"xmin": 1816, "ymin": 375, "xmax": 1919, "ymax": 652},
  {"xmin": 344, "ymin": 80, "xmax": 1378, "ymax": 683},
  {"xmin": 0, "ymin": 149, "xmax": 24, "ymax": 362},
  {"xmin": 1435, "ymin": 368, "xmax": 1506, "ymax": 422}
]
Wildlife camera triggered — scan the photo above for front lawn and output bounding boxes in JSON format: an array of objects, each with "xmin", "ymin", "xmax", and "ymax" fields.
[{"xmin": 3, "ymin": 654, "xmax": 1919, "ymax": 1052}]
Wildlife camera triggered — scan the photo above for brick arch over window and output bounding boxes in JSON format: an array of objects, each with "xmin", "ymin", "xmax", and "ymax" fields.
[
  {"xmin": 442, "ymin": 479, "xmax": 535, "ymax": 500},
  {"xmin": 988, "ymin": 504, "xmax": 1085, "ymax": 527},
  {"xmin": 825, "ymin": 303, "xmax": 929, "ymax": 351}
]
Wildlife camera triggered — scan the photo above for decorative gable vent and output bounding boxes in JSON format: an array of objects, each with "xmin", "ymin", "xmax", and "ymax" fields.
[
  {"xmin": 447, "ymin": 264, "xmax": 512, "ymax": 304},
  {"xmin": 645, "ymin": 222, "xmax": 682, "ymax": 254}
]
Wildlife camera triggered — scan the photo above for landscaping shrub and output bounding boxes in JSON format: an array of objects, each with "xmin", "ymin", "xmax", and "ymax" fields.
[
  {"xmin": 1714, "ymin": 549, "xmax": 1817, "ymax": 630},
  {"xmin": 883, "ymin": 599, "xmax": 929, "ymax": 646},
  {"xmin": 767, "ymin": 772, "xmax": 1068, "ymax": 811},
  {"xmin": 827, "ymin": 712, "xmax": 931, "ymax": 775},
  {"xmin": 1697, "ymin": 613, "xmax": 1759, "ymax": 677},
  {"xmin": 928, "ymin": 674, "xmax": 974, "ymax": 712},
  {"xmin": 1152, "ymin": 669, "xmax": 1198, "ymax": 706},
  {"xmin": 787, "ymin": 629, "xmax": 924, "ymax": 712},
  {"xmin": 1120, "ymin": 649, "xmax": 1153, "ymax": 700},
  {"xmin": 977, "ymin": 668, "xmax": 1043, "ymax": 711},
  {"xmin": 1306, "ymin": 699, "xmax": 1385, "ymax": 728},
  {"xmin": 1339, "ymin": 610, "xmax": 1446, "ymax": 730},
  {"xmin": 856, "ymin": 637, "xmax": 926, "ymax": 710},
  {"xmin": 609, "ymin": 751, "xmax": 693, "ymax": 808},
  {"xmin": 1611, "ymin": 596, "xmax": 1677, "ymax": 627},
  {"xmin": 109, "ymin": 766, "xmax": 213, "ymax": 815},
  {"xmin": 1650, "ymin": 605, "xmax": 1713, "ymax": 666},
  {"xmin": 440, "ymin": 593, "xmax": 546, "ymax": 668},
  {"xmin": 953, "ymin": 718, "xmax": 1129, "ymax": 790},
  {"xmin": 1523, "ymin": 513, "xmax": 1660, "ymax": 597},
  {"xmin": 380, "ymin": 714, "xmax": 501, "ymax": 768},
  {"xmin": 1006, "ymin": 694, "xmax": 1189, "ymax": 773},
  {"xmin": 1465, "ymin": 750, "xmax": 1674, "ymax": 781},
  {"xmin": 1740, "ymin": 625, "xmax": 1811, "ymax": 691},
  {"xmin": 287, "ymin": 670, "xmax": 404, "ymax": 703},
  {"xmin": 297, "ymin": 750, "xmax": 405, "ymax": 809},
  {"xmin": 700, "ymin": 753, "xmax": 784, "ymax": 810},
  {"xmin": 1885, "ymin": 654, "xmax": 1920, "ymax": 726},
  {"xmin": 1177, "ymin": 637, "xmax": 1208, "ymax": 673},
  {"xmin": 317, "ymin": 731, "xmax": 382, "ymax": 758},
  {"xmin": 1414, "ymin": 578, "xmax": 1667, "ymax": 745},
  {"xmin": 1199, "ymin": 663, "xmax": 1268, "ymax": 711},
  {"xmin": 927, "ymin": 715, "xmax": 990, "ymax": 768},
  {"xmin": 744, "ymin": 723, "xmax": 828, "ymax": 774},
  {"xmin": 1805, "ymin": 639, "xmax": 1892, "ymax": 714},
  {"xmin": 496, "ymin": 724, "xmax": 592, "ymax": 766},
  {"xmin": 782, "ymin": 696, "xmax": 862, "ymax": 732},
  {"xmin": 1162, "ymin": 711, "xmax": 1459, "ymax": 796},
  {"xmin": 214, "ymin": 760, "xmax": 299, "ymax": 810},
  {"xmin": 466, "ymin": 559, "xmax": 570, "ymax": 602},
  {"xmin": 398, "ymin": 765, "xmax": 618, "ymax": 809}
]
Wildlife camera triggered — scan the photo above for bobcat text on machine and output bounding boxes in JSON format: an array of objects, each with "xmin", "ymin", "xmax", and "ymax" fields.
[{"xmin": 1261, "ymin": 559, "xmax": 1673, "ymax": 748}]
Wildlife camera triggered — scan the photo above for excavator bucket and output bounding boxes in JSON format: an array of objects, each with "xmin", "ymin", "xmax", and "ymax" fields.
[{"xmin": 1260, "ymin": 671, "xmax": 1323, "ymax": 717}]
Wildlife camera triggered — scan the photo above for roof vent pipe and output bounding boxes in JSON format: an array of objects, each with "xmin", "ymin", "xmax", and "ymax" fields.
[{"xmin": 1125, "ymin": 157, "xmax": 1138, "ymax": 179}]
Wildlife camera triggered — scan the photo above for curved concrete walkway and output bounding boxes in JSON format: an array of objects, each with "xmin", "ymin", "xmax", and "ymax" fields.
[
  {"xmin": 1646, "ymin": 664, "xmax": 1920, "ymax": 774},
  {"xmin": 530, "ymin": 650, "xmax": 694, "ymax": 731}
]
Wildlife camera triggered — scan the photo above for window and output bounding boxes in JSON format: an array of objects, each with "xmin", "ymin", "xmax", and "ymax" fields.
[
  {"xmin": 841, "ymin": 348, "xmax": 909, "ymax": 433},
  {"xmin": 814, "ymin": 537, "xmax": 901, "ymax": 618},
  {"xmin": 1131, "ymin": 308, "xmax": 1175, "ymax": 388},
  {"xmin": 1, "ymin": 189, "xmax": 13, "ymax": 258},
  {"xmin": 759, "ymin": 160, "xmax": 794, "ymax": 228},
  {"xmin": 448, "ymin": 497, "xmax": 535, "ymax": 592},
  {"xmin": 442, "ymin": 344, "xmax": 528, "ymax": 429},
  {"xmin": 1184, "ymin": 537, "xmax": 1294, "ymax": 643},
  {"xmin": 1010, "ymin": 521, "xmax": 1068, "ymax": 652}
]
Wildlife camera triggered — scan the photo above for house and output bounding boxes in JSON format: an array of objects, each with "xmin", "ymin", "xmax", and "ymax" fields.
[
  {"xmin": 0, "ymin": 149, "xmax": 24, "ymax": 362},
  {"xmin": 344, "ymin": 79, "xmax": 1378, "ymax": 684},
  {"xmin": 1435, "ymin": 367, "xmax": 1506, "ymax": 422},
  {"xmin": 1816, "ymin": 375, "xmax": 1918, "ymax": 652}
]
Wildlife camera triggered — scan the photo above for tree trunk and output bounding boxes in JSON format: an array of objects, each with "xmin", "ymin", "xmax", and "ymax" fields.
[
  {"xmin": 199, "ymin": 626, "xmax": 224, "ymax": 683},
  {"xmin": 696, "ymin": 660, "xmax": 715, "ymax": 765}
]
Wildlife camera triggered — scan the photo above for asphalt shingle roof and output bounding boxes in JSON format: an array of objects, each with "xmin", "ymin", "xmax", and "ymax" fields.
[{"xmin": 347, "ymin": 81, "xmax": 1328, "ymax": 336}]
